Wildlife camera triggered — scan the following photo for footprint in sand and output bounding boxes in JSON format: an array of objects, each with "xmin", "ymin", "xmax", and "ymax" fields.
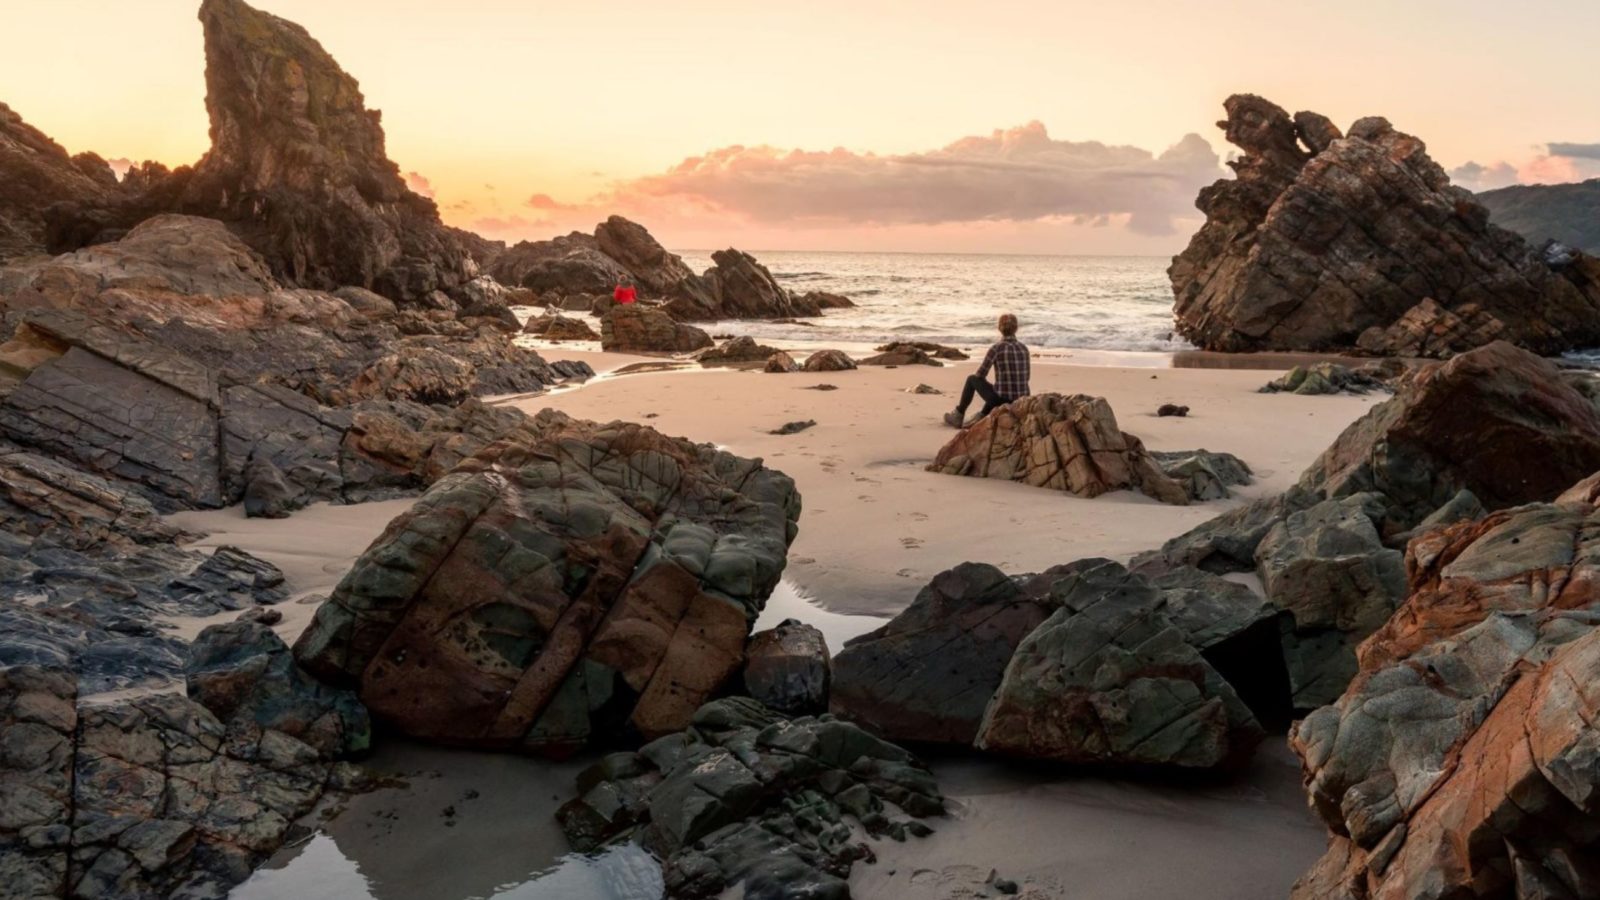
[
  {"xmin": 908, "ymin": 511, "xmax": 930, "ymax": 522},
  {"xmin": 900, "ymin": 537, "xmax": 923, "ymax": 549},
  {"xmin": 896, "ymin": 568, "xmax": 917, "ymax": 577},
  {"xmin": 792, "ymin": 557, "xmax": 816, "ymax": 565}
]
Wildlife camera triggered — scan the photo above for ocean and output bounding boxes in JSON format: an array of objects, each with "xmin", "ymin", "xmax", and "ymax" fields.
[{"xmin": 675, "ymin": 250, "xmax": 1189, "ymax": 353}]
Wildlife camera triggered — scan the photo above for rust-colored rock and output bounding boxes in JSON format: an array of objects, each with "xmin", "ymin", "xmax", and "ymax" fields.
[
  {"xmin": 600, "ymin": 304, "xmax": 713, "ymax": 353},
  {"xmin": 1172, "ymin": 94, "xmax": 1600, "ymax": 357},
  {"xmin": 293, "ymin": 409, "xmax": 800, "ymax": 752},
  {"xmin": 928, "ymin": 393, "xmax": 1190, "ymax": 505}
]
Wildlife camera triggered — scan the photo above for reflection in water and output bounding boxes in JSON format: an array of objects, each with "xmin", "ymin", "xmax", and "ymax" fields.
[
  {"xmin": 229, "ymin": 580, "xmax": 865, "ymax": 900},
  {"xmin": 755, "ymin": 579, "xmax": 888, "ymax": 648}
]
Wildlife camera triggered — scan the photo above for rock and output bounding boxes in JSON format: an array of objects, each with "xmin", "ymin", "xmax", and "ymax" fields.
[
  {"xmin": 743, "ymin": 620, "xmax": 830, "ymax": 715},
  {"xmin": 928, "ymin": 394, "xmax": 1191, "ymax": 505},
  {"xmin": 47, "ymin": 0, "xmax": 474, "ymax": 303},
  {"xmin": 488, "ymin": 232, "xmax": 631, "ymax": 297},
  {"xmin": 763, "ymin": 351, "xmax": 798, "ymax": 373},
  {"xmin": 241, "ymin": 455, "xmax": 294, "ymax": 519},
  {"xmin": 523, "ymin": 313, "xmax": 598, "ymax": 341},
  {"xmin": 1151, "ymin": 449, "xmax": 1253, "ymax": 501},
  {"xmin": 594, "ymin": 215, "xmax": 705, "ymax": 299},
  {"xmin": 1300, "ymin": 341, "xmax": 1600, "ymax": 530},
  {"xmin": 0, "ymin": 101, "xmax": 121, "ymax": 263},
  {"xmin": 185, "ymin": 619, "xmax": 370, "ymax": 757},
  {"xmin": 874, "ymin": 340, "xmax": 967, "ymax": 361},
  {"xmin": 806, "ymin": 383, "xmax": 838, "ymax": 391},
  {"xmin": 794, "ymin": 290, "xmax": 855, "ymax": 312},
  {"xmin": 1171, "ymin": 94, "xmax": 1600, "ymax": 357},
  {"xmin": 831, "ymin": 564, "xmax": 1056, "ymax": 745},
  {"xmin": 348, "ymin": 346, "xmax": 475, "ymax": 406},
  {"xmin": 0, "ymin": 446, "xmax": 183, "ymax": 550},
  {"xmin": 293, "ymin": 409, "xmax": 801, "ymax": 752},
  {"xmin": 801, "ymin": 349, "xmax": 857, "ymax": 372},
  {"xmin": 975, "ymin": 559, "xmax": 1264, "ymax": 768},
  {"xmin": 600, "ymin": 304, "xmax": 713, "ymax": 353},
  {"xmin": 697, "ymin": 336, "xmax": 783, "ymax": 367},
  {"xmin": 909, "ymin": 384, "xmax": 943, "ymax": 395},
  {"xmin": 1260, "ymin": 362, "xmax": 1396, "ymax": 396},
  {"xmin": 556, "ymin": 698, "xmax": 942, "ymax": 900},
  {"xmin": 668, "ymin": 249, "xmax": 803, "ymax": 320},
  {"xmin": 1156, "ymin": 403, "xmax": 1189, "ymax": 417},
  {"xmin": 333, "ymin": 286, "xmax": 398, "ymax": 320},
  {"xmin": 769, "ymin": 420, "xmax": 816, "ymax": 436},
  {"xmin": 1255, "ymin": 493, "xmax": 1407, "ymax": 709},
  {"xmin": 1288, "ymin": 493, "xmax": 1600, "ymax": 899},
  {"xmin": 860, "ymin": 343, "xmax": 945, "ymax": 367}
]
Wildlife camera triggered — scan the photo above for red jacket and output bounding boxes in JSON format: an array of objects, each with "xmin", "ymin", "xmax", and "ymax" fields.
[{"xmin": 614, "ymin": 285, "xmax": 637, "ymax": 304}]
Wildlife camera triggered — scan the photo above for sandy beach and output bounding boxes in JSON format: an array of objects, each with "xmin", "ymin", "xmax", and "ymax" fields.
[{"xmin": 166, "ymin": 351, "xmax": 1373, "ymax": 900}]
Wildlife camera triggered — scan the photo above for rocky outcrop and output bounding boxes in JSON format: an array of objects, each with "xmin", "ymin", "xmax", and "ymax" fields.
[
  {"xmin": 556, "ymin": 698, "xmax": 942, "ymax": 900},
  {"xmin": 801, "ymin": 349, "xmax": 856, "ymax": 372},
  {"xmin": 975, "ymin": 559, "xmax": 1264, "ymax": 768},
  {"xmin": 0, "ymin": 102, "xmax": 122, "ymax": 263},
  {"xmin": 293, "ymin": 409, "xmax": 801, "ymax": 752},
  {"xmin": 1171, "ymin": 94, "xmax": 1600, "ymax": 357},
  {"xmin": 742, "ymin": 620, "xmax": 830, "ymax": 715},
  {"xmin": 859, "ymin": 343, "xmax": 945, "ymax": 367},
  {"xmin": 601, "ymin": 304, "xmax": 713, "ymax": 353},
  {"xmin": 763, "ymin": 351, "xmax": 798, "ymax": 373},
  {"xmin": 44, "ymin": 0, "xmax": 474, "ymax": 304},
  {"xmin": 929, "ymin": 394, "xmax": 1192, "ymax": 505},
  {"xmin": 523, "ymin": 313, "xmax": 598, "ymax": 341},
  {"xmin": 874, "ymin": 340, "xmax": 967, "ymax": 361},
  {"xmin": 1151, "ymin": 449, "xmax": 1253, "ymax": 502},
  {"xmin": 594, "ymin": 215, "xmax": 705, "ymax": 299},
  {"xmin": 487, "ymin": 231, "xmax": 630, "ymax": 297},
  {"xmin": 1288, "ymin": 491, "xmax": 1600, "ymax": 899},
  {"xmin": 0, "ymin": 592, "xmax": 369, "ymax": 900}
]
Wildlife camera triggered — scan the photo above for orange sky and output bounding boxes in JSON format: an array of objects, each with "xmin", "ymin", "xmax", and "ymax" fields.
[{"xmin": 5, "ymin": 0, "xmax": 1598, "ymax": 253}]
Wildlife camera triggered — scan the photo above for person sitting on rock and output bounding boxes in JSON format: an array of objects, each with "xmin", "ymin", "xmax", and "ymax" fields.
[
  {"xmin": 613, "ymin": 275, "xmax": 638, "ymax": 305},
  {"xmin": 944, "ymin": 313, "xmax": 1030, "ymax": 428}
]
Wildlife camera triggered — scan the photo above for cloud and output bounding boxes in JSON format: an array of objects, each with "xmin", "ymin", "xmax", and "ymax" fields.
[
  {"xmin": 1546, "ymin": 142, "xmax": 1600, "ymax": 161},
  {"xmin": 1453, "ymin": 141, "xmax": 1600, "ymax": 191},
  {"xmin": 404, "ymin": 171, "xmax": 435, "ymax": 198},
  {"xmin": 106, "ymin": 157, "xmax": 134, "ymax": 180},
  {"xmin": 525, "ymin": 193, "xmax": 577, "ymax": 211},
  {"xmin": 1449, "ymin": 160, "xmax": 1520, "ymax": 191},
  {"xmin": 603, "ymin": 122, "xmax": 1222, "ymax": 236}
]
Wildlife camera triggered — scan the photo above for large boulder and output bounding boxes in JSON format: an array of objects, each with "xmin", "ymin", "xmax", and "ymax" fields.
[
  {"xmin": 830, "ymin": 563, "xmax": 1055, "ymax": 746},
  {"xmin": 928, "ymin": 393, "xmax": 1191, "ymax": 505},
  {"xmin": 556, "ymin": 698, "xmax": 943, "ymax": 900},
  {"xmin": 293, "ymin": 409, "xmax": 801, "ymax": 752},
  {"xmin": 1299, "ymin": 341, "xmax": 1600, "ymax": 530},
  {"xmin": 975, "ymin": 559, "xmax": 1264, "ymax": 768},
  {"xmin": 696, "ymin": 335, "xmax": 782, "ymax": 367},
  {"xmin": 601, "ymin": 304, "xmax": 713, "ymax": 353},
  {"xmin": 1288, "ymin": 493, "xmax": 1600, "ymax": 899},
  {"xmin": 666, "ymin": 248, "xmax": 807, "ymax": 321},
  {"xmin": 801, "ymin": 349, "xmax": 856, "ymax": 372},
  {"xmin": 1171, "ymin": 94, "xmax": 1600, "ymax": 357}
]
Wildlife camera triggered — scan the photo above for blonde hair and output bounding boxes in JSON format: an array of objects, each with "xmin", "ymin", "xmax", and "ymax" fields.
[{"xmin": 998, "ymin": 313, "xmax": 1019, "ymax": 337}]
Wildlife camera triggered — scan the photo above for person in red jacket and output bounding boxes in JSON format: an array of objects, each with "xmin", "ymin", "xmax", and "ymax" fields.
[{"xmin": 613, "ymin": 276, "xmax": 637, "ymax": 304}]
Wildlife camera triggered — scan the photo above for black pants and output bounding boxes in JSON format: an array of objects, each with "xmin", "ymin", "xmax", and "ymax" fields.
[{"xmin": 957, "ymin": 375, "xmax": 1007, "ymax": 419}]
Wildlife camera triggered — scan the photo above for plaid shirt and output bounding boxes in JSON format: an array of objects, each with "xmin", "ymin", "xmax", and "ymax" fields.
[{"xmin": 977, "ymin": 336, "xmax": 1030, "ymax": 401}]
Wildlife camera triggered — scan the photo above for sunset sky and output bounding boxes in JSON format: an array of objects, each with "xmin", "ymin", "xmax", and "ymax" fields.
[{"xmin": 5, "ymin": 0, "xmax": 1598, "ymax": 253}]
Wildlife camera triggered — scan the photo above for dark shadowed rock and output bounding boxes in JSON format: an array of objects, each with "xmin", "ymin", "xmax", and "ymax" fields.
[
  {"xmin": 594, "ymin": 215, "xmax": 704, "ymax": 298},
  {"xmin": 557, "ymin": 698, "xmax": 942, "ymax": 900},
  {"xmin": 743, "ymin": 620, "xmax": 830, "ymax": 715},
  {"xmin": 601, "ymin": 304, "xmax": 713, "ymax": 353},
  {"xmin": 0, "ymin": 102, "xmax": 121, "ymax": 263},
  {"xmin": 1259, "ymin": 362, "xmax": 1397, "ymax": 396},
  {"xmin": 874, "ymin": 340, "xmax": 967, "ymax": 361},
  {"xmin": 860, "ymin": 343, "xmax": 945, "ymax": 367},
  {"xmin": 697, "ymin": 336, "xmax": 782, "ymax": 367},
  {"xmin": 1171, "ymin": 94, "xmax": 1600, "ymax": 357},
  {"xmin": 976, "ymin": 559, "xmax": 1264, "ymax": 769},
  {"xmin": 763, "ymin": 351, "xmax": 798, "ymax": 373},
  {"xmin": 1151, "ymin": 449, "xmax": 1252, "ymax": 501},
  {"xmin": 293, "ymin": 409, "xmax": 800, "ymax": 752},
  {"xmin": 929, "ymin": 394, "xmax": 1191, "ymax": 505},
  {"xmin": 831, "ymin": 563, "xmax": 1055, "ymax": 746},
  {"xmin": 487, "ymin": 231, "xmax": 630, "ymax": 296}
]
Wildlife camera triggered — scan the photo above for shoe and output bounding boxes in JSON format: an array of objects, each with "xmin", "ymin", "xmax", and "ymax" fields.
[{"xmin": 942, "ymin": 410, "xmax": 965, "ymax": 428}]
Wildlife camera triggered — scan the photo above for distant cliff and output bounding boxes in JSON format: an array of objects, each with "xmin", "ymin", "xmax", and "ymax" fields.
[{"xmin": 1477, "ymin": 179, "xmax": 1600, "ymax": 254}]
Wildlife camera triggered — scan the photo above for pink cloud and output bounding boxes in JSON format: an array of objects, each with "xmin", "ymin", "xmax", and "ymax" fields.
[{"xmin": 404, "ymin": 171, "xmax": 435, "ymax": 198}]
